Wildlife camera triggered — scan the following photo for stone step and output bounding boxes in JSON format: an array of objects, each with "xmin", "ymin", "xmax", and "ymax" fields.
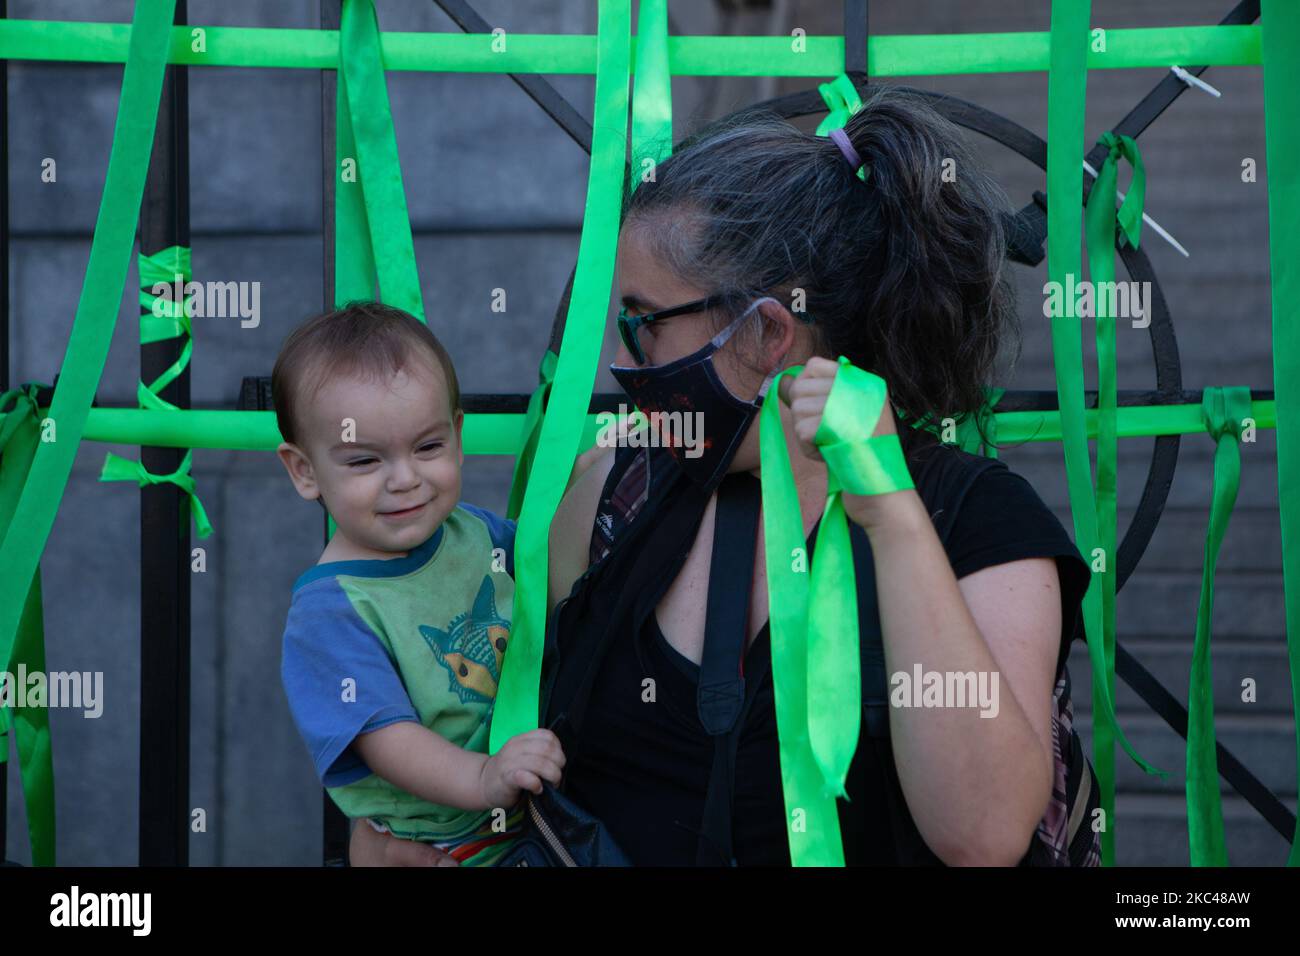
[
  {"xmin": 1107, "ymin": 793, "xmax": 1294, "ymax": 866},
  {"xmin": 1066, "ymin": 639, "xmax": 1297, "ymax": 714},
  {"xmin": 1062, "ymin": 706, "xmax": 1297, "ymax": 798}
]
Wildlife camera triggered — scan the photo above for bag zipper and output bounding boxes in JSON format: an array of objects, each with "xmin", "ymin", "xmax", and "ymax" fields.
[{"xmin": 529, "ymin": 797, "xmax": 577, "ymax": 867}]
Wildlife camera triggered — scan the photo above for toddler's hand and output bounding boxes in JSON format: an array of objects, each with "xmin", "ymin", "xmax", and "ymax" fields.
[{"xmin": 478, "ymin": 728, "xmax": 565, "ymax": 810}]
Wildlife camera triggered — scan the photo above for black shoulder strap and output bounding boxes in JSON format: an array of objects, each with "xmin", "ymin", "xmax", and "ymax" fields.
[
  {"xmin": 695, "ymin": 472, "xmax": 761, "ymax": 865},
  {"xmin": 697, "ymin": 473, "xmax": 760, "ymax": 734}
]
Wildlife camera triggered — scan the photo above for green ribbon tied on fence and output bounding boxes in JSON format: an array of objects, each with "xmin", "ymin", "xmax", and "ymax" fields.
[
  {"xmin": 630, "ymin": 0, "xmax": 672, "ymax": 179},
  {"xmin": 337, "ymin": 0, "xmax": 426, "ymax": 321},
  {"xmin": 1186, "ymin": 386, "xmax": 1252, "ymax": 866},
  {"xmin": 1094, "ymin": 132, "xmax": 1146, "ymax": 250},
  {"xmin": 760, "ymin": 356, "xmax": 913, "ymax": 865},
  {"xmin": 99, "ymin": 450, "xmax": 213, "ymax": 538},
  {"xmin": 815, "ymin": 73, "xmax": 868, "ymax": 182},
  {"xmin": 136, "ymin": 245, "xmax": 193, "ymax": 412},
  {"xmin": 98, "ymin": 244, "xmax": 212, "ymax": 539},
  {"xmin": 1082, "ymin": 125, "xmax": 1167, "ymax": 865}
]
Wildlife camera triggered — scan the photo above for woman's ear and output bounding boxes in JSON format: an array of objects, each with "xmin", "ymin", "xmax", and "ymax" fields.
[
  {"xmin": 276, "ymin": 441, "xmax": 321, "ymax": 501},
  {"xmin": 757, "ymin": 298, "xmax": 799, "ymax": 370}
]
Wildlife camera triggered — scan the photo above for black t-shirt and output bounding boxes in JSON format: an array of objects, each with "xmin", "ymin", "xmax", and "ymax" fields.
[{"xmin": 561, "ymin": 440, "xmax": 1091, "ymax": 866}]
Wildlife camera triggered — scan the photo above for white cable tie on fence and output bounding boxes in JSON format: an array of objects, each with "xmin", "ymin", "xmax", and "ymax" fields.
[
  {"xmin": 1083, "ymin": 159, "xmax": 1190, "ymax": 259},
  {"xmin": 1171, "ymin": 65, "xmax": 1222, "ymax": 98}
]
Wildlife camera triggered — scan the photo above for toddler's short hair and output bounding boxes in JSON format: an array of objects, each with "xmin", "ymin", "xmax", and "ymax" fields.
[{"xmin": 271, "ymin": 301, "xmax": 462, "ymax": 445}]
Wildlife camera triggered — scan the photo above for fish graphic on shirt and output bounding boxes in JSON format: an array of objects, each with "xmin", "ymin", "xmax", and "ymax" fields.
[{"xmin": 419, "ymin": 576, "xmax": 510, "ymax": 705}]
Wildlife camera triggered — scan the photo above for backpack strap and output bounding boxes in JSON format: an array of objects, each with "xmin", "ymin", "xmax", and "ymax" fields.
[{"xmin": 695, "ymin": 472, "xmax": 762, "ymax": 865}]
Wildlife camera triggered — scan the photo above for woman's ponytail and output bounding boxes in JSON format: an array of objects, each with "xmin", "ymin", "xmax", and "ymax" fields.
[
  {"xmin": 833, "ymin": 89, "xmax": 1018, "ymax": 441},
  {"xmin": 623, "ymin": 86, "xmax": 1019, "ymax": 447}
]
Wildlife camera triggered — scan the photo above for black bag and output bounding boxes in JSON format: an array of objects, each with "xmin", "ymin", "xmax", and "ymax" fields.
[{"xmin": 495, "ymin": 780, "xmax": 631, "ymax": 867}]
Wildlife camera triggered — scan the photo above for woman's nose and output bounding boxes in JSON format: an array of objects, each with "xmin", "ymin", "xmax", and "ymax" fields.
[{"xmin": 613, "ymin": 338, "xmax": 638, "ymax": 367}]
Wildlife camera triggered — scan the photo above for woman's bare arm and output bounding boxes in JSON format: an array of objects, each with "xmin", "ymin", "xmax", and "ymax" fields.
[
  {"xmin": 548, "ymin": 444, "xmax": 616, "ymax": 614},
  {"xmin": 863, "ymin": 492, "xmax": 1059, "ymax": 866}
]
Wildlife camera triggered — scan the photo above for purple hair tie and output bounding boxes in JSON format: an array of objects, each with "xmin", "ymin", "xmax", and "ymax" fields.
[{"xmin": 829, "ymin": 127, "xmax": 864, "ymax": 175}]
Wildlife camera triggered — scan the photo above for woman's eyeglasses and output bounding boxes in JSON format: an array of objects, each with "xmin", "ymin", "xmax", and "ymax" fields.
[{"xmin": 616, "ymin": 295, "xmax": 725, "ymax": 365}]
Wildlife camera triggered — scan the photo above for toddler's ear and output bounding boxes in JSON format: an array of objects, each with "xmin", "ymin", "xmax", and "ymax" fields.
[
  {"xmin": 453, "ymin": 409, "xmax": 465, "ymax": 468},
  {"xmin": 277, "ymin": 441, "xmax": 320, "ymax": 501}
]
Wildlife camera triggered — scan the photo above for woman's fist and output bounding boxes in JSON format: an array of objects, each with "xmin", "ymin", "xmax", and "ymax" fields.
[
  {"xmin": 776, "ymin": 356, "xmax": 897, "ymax": 463},
  {"xmin": 776, "ymin": 356, "xmax": 914, "ymax": 533}
]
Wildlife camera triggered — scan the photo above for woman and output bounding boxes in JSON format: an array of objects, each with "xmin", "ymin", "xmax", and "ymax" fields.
[{"xmin": 352, "ymin": 87, "xmax": 1094, "ymax": 867}]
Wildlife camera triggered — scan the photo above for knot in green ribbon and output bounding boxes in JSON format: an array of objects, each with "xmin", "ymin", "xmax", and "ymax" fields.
[
  {"xmin": 0, "ymin": 384, "xmax": 44, "ymax": 453},
  {"xmin": 1091, "ymin": 132, "xmax": 1146, "ymax": 251},
  {"xmin": 100, "ymin": 246, "xmax": 210, "ymax": 536},
  {"xmin": 99, "ymin": 450, "xmax": 213, "ymax": 539},
  {"xmin": 136, "ymin": 245, "xmax": 194, "ymax": 412},
  {"xmin": 138, "ymin": 245, "xmax": 193, "ymax": 333},
  {"xmin": 815, "ymin": 73, "xmax": 863, "ymax": 135},
  {"xmin": 815, "ymin": 73, "xmax": 869, "ymax": 182},
  {"xmin": 1202, "ymin": 386, "xmax": 1253, "ymax": 444}
]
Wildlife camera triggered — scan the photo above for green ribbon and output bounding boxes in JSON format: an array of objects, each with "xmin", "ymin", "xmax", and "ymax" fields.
[
  {"xmin": 1097, "ymin": 131, "xmax": 1174, "ymax": 859},
  {"xmin": 0, "ymin": 0, "xmax": 175, "ymax": 866},
  {"xmin": 0, "ymin": 385, "xmax": 56, "ymax": 866},
  {"xmin": 1086, "ymin": 126, "xmax": 1145, "ymax": 852},
  {"xmin": 99, "ymin": 450, "xmax": 214, "ymax": 539},
  {"xmin": 98, "ymin": 244, "xmax": 212, "ymax": 538},
  {"xmin": 508, "ymin": 0, "xmax": 660, "ymax": 521},
  {"xmin": 103, "ymin": 244, "xmax": 211, "ymax": 538},
  {"xmin": 815, "ymin": 73, "xmax": 862, "ymax": 134},
  {"xmin": 955, "ymin": 386, "xmax": 1006, "ymax": 458},
  {"xmin": 1086, "ymin": 130, "xmax": 1168, "ymax": 815},
  {"xmin": 0, "ymin": 399, "xmax": 1276, "ymax": 456},
  {"xmin": 333, "ymin": 34, "xmax": 377, "ymax": 306},
  {"xmin": 0, "ymin": 21, "xmax": 1267, "ymax": 75},
  {"xmin": 135, "ymin": 244, "xmax": 193, "ymax": 412},
  {"xmin": 815, "ymin": 73, "xmax": 868, "ymax": 181},
  {"xmin": 1186, "ymin": 386, "xmax": 1251, "ymax": 866},
  {"xmin": 490, "ymin": 0, "xmax": 632, "ymax": 752},
  {"xmin": 506, "ymin": 349, "xmax": 557, "ymax": 521},
  {"xmin": 760, "ymin": 357, "xmax": 913, "ymax": 865},
  {"xmin": 1051, "ymin": 1, "xmax": 1166, "ymax": 866},
  {"xmin": 327, "ymin": 0, "xmax": 425, "ymax": 544},
  {"xmin": 630, "ymin": 0, "xmax": 672, "ymax": 183},
  {"xmin": 1259, "ymin": 0, "xmax": 1300, "ymax": 867},
  {"xmin": 1097, "ymin": 133, "xmax": 1146, "ymax": 250},
  {"xmin": 339, "ymin": 0, "xmax": 425, "ymax": 321}
]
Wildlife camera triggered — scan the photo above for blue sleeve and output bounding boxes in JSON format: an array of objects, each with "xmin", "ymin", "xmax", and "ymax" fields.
[
  {"xmin": 460, "ymin": 503, "xmax": 517, "ymax": 578},
  {"xmin": 280, "ymin": 577, "xmax": 419, "ymax": 787}
]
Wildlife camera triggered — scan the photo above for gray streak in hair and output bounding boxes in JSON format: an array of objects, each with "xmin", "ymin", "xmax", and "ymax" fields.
[{"xmin": 622, "ymin": 86, "xmax": 1021, "ymax": 455}]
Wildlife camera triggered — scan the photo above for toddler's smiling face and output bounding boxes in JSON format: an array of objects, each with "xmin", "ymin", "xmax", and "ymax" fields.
[{"xmin": 279, "ymin": 355, "xmax": 463, "ymax": 561}]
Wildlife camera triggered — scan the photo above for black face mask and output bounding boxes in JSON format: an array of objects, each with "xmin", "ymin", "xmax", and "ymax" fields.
[{"xmin": 609, "ymin": 297, "xmax": 781, "ymax": 494}]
